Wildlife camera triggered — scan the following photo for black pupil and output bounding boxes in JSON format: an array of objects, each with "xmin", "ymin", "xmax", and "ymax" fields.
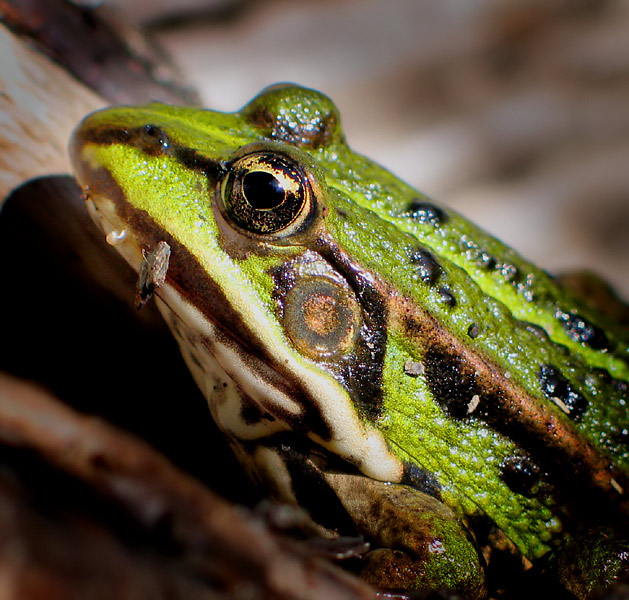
[{"xmin": 243, "ymin": 171, "xmax": 285, "ymax": 209}]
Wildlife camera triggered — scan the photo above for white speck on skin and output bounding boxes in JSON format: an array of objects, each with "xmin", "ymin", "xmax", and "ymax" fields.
[
  {"xmin": 106, "ymin": 229, "xmax": 127, "ymax": 245},
  {"xmin": 404, "ymin": 360, "xmax": 425, "ymax": 377},
  {"xmin": 551, "ymin": 396, "xmax": 571, "ymax": 414},
  {"xmin": 467, "ymin": 394, "xmax": 480, "ymax": 414},
  {"xmin": 611, "ymin": 478, "xmax": 624, "ymax": 495}
]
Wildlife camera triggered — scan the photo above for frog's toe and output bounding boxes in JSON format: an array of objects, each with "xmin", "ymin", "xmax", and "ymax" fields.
[
  {"xmin": 557, "ymin": 527, "xmax": 629, "ymax": 599},
  {"xmin": 360, "ymin": 546, "xmax": 486, "ymax": 600},
  {"xmin": 323, "ymin": 473, "xmax": 486, "ymax": 599}
]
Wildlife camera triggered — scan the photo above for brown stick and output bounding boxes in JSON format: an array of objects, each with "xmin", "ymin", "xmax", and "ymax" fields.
[{"xmin": 0, "ymin": 24, "xmax": 105, "ymax": 205}]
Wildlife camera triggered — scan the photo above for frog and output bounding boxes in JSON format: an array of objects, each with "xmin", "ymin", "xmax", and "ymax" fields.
[{"xmin": 69, "ymin": 84, "xmax": 629, "ymax": 599}]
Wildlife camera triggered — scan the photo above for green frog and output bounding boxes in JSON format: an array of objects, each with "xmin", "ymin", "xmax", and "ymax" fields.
[{"xmin": 69, "ymin": 84, "xmax": 629, "ymax": 599}]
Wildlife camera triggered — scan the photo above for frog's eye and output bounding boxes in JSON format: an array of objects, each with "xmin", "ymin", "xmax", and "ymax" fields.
[{"xmin": 220, "ymin": 151, "xmax": 315, "ymax": 236}]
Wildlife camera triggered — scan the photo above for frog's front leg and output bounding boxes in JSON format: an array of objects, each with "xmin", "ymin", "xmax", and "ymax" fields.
[
  {"xmin": 253, "ymin": 444, "xmax": 486, "ymax": 599},
  {"xmin": 324, "ymin": 472, "xmax": 486, "ymax": 599}
]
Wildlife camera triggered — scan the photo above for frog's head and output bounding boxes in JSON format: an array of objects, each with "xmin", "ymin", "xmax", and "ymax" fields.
[{"xmin": 69, "ymin": 84, "xmax": 406, "ymax": 490}]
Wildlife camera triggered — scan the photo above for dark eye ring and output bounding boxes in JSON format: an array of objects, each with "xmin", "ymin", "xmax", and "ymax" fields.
[{"xmin": 220, "ymin": 149, "xmax": 316, "ymax": 237}]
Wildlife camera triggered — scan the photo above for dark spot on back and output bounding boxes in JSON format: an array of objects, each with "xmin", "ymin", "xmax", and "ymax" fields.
[
  {"xmin": 402, "ymin": 462, "xmax": 442, "ymax": 499},
  {"xmin": 499, "ymin": 455, "xmax": 542, "ymax": 497},
  {"xmin": 423, "ymin": 347, "xmax": 483, "ymax": 419},
  {"xmin": 403, "ymin": 200, "xmax": 448, "ymax": 226},
  {"xmin": 438, "ymin": 287, "xmax": 457, "ymax": 308},
  {"xmin": 467, "ymin": 323, "xmax": 480, "ymax": 339},
  {"xmin": 523, "ymin": 322, "xmax": 550, "ymax": 342},
  {"xmin": 538, "ymin": 364, "xmax": 588, "ymax": 421},
  {"xmin": 555, "ymin": 309, "xmax": 610, "ymax": 351},
  {"xmin": 408, "ymin": 247, "xmax": 441, "ymax": 284},
  {"xmin": 477, "ymin": 252, "xmax": 497, "ymax": 270}
]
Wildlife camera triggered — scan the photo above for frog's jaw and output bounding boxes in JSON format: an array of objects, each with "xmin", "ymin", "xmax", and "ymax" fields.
[
  {"xmin": 151, "ymin": 275, "xmax": 404, "ymax": 481},
  {"xmin": 77, "ymin": 171, "xmax": 404, "ymax": 491},
  {"xmin": 153, "ymin": 287, "xmax": 313, "ymax": 504}
]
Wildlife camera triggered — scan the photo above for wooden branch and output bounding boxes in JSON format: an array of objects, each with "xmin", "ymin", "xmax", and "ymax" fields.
[{"xmin": 0, "ymin": 24, "xmax": 105, "ymax": 205}]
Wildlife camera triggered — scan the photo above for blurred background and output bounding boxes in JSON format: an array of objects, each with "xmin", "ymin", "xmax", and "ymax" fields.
[{"xmin": 108, "ymin": 0, "xmax": 629, "ymax": 298}]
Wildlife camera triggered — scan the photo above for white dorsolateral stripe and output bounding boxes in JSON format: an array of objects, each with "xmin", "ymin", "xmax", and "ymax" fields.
[
  {"xmin": 157, "ymin": 282, "xmax": 404, "ymax": 483},
  {"xmin": 157, "ymin": 295, "xmax": 289, "ymax": 442}
]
